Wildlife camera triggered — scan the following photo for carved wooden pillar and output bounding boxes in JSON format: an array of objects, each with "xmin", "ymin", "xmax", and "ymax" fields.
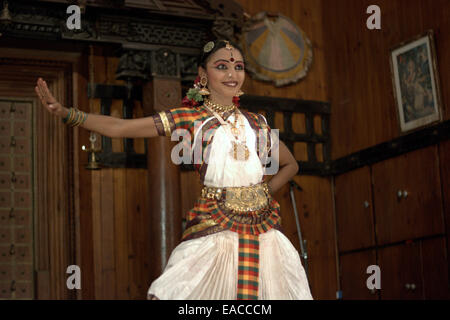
[{"xmin": 142, "ymin": 49, "xmax": 183, "ymax": 282}]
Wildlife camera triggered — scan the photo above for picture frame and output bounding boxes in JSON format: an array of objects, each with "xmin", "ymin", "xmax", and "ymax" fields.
[{"xmin": 390, "ymin": 30, "xmax": 443, "ymax": 134}]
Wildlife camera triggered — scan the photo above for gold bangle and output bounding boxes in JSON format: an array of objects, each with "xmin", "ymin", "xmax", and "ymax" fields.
[
  {"xmin": 159, "ymin": 111, "xmax": 172, "ymax": 137},
  {"xmin": 71, "ymin": 109, "xmax": 81, "ymax": 126},
  {"xmin": 73, "ymin": 110, "xmax": 84, "ymax": 127},
  {"xmin": 70, "ymin": 108, "xmax": 78, "ymax": 126},
  {"xmin": 62, "ymin": 108, "xmax": 73, "ymax": 124},
  {"xmin": 62, "ymin": 107, "xmax": 87, "ymax": 127},
  {"xmin": 80, "ymin": 111, "xmax": 87, "ymax": 125},
  {"xmin": 68, "ymin": 108, "xmax": 78, "ymax": 124}
]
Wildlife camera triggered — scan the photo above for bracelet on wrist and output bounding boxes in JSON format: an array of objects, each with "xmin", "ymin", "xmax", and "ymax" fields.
[
  {"xmin": 62, "ymin": 107, "xmax": 88, "ymax": 127},
  {"xmin": 62, "ymin": 108, "xmax": 72, "ymax": 123}
]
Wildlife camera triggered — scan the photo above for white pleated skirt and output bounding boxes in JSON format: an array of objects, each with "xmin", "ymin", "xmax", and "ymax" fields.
[{"xmin": 147, "ymin": 229, "xmax": 313, "ymax": 300}]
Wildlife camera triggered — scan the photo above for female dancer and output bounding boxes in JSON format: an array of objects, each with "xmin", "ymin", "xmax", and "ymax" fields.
[{"xmin": 35, "ymin": 39, "xmax": 313, "ymax": 300}]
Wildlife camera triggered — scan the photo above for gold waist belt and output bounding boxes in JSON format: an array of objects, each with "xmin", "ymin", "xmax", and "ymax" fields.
[{"xmin": 201, "ymin": 182, "xmax": 270, "ymax": 212}]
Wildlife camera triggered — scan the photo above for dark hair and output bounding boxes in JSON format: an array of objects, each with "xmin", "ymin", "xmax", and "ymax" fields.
[{"xmin": 198, "ymin": 39, "xmax": 244, "ymax": 69}]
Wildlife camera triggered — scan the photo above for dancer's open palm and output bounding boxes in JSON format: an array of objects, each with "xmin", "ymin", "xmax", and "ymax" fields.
[{"xmin": 34, "ymin": 78, "xmax": 65, "ymax": 117}]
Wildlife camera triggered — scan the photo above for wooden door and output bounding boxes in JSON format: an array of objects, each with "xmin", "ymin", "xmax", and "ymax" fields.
[
  {"xmin": 371, "ymin": 146, "xmax": 445, "ymax": 245},
  {"xmin": 0, "ymin": 100, "xmax": 34, "ymax": 299},
  {"xmin": 0, "ymin": 54, "xmax": 78, "ymax": 299},
  {"xmin": 334, "ymin": 166, "xmax": 375, "ymax": 252}
]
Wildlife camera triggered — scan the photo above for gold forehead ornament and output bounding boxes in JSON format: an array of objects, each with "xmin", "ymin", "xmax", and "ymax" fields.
[{"xmin": 223, "ymin": 40, "xmax": 235, "ymax": 61}]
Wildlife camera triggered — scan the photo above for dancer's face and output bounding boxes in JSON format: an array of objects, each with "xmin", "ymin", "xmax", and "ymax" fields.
[{"xmin": 199, "ymin": 47, "xmax": 245, "ymax": 100}]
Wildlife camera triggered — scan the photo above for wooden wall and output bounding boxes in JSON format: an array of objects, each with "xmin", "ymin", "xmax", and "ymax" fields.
[
  {"xmin": 237, "ymin": 0, "xmax": 337, "ymax": 300},
  {"xmin": 323, "ymin": 0, "xmax": 450, "ymax": 159},
  {"xmin": 322, "ymin": 0, "xmax": 450, "ymax": 299},
  {"xmin": 79, "ymin": 46, "xmax": 151, "ymax": 299}
]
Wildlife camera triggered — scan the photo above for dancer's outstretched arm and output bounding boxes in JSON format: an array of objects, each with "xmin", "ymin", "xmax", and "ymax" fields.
[{"xmin": 35, "ymin": 77, "xmax": 159, "ymax": 138}]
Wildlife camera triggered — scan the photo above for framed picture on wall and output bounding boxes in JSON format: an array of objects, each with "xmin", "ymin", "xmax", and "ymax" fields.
[{"xmin": 390, "ymin": 30, "xmax": 443, "ymax": 133}]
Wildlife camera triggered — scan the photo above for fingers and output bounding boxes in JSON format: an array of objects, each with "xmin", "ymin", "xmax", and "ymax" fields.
[
  {"xmin": 35, "ymin": 80, "xmax": 56, "ymax": 110},
  {"xmin": 37, "ymin": 78, "xmax": 49, "ymax": 101},
  {"xmin": 42, "ymin": 81, "xmax": 53, "ymax": 101},
  {"xmin": 36, "ymin": 78, "xmax": 56, "ymax": 105},
  {"xmin": 35, "ymin": 86, "xmax": 50, "ymax": 109},
  {"xmin": 36, "ymin": 79, "xmax": 47, "ymax": 101}
]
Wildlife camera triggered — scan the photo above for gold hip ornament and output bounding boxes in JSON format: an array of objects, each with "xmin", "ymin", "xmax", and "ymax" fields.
[
  {"xmin": 224, "ymin": 183, "xmax": 269, "ymax": 212},
  {"xmin": 201, "ymin": 182, "xmax": 270, "ymax": 212}
]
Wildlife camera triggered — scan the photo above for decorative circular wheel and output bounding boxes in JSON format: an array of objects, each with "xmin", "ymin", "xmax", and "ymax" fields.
[{"xmin": 241, "ymin": 12, "xmax": 313, "ymax": 87}]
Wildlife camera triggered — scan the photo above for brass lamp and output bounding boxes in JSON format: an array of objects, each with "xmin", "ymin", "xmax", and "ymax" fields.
[{"xmin": 82, "ymin": 132, "xmax": 102, "ymax": 170}]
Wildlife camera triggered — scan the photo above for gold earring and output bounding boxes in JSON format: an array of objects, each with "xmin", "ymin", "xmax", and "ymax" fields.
[
  {"xmin": 200, "ymin": 75, "xmax": 207, "ymax": 87},
  {"xmin": 199, "ymin": 75, "xmax": 210, "ymax": 95},
  {"xmin": 236, "ymin": 90, "xmax": 244, "ymax": 96}
]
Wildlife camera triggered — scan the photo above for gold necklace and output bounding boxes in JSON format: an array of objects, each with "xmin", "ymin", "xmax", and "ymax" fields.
[
  {"xmin": 204, "ymin": 98, "xmax": 236, "ymax": 116},
  {"xmin": 226, "ymin": 110, "xmax": 249, "ymax": 161}
]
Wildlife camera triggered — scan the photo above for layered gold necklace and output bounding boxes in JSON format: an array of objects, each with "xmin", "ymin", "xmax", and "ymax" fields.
[
  {"xmin": 203, "ymin": 98, "xmax": 236, "ymax": 116},
  {"xmin": 202, "ymin": 99, "xmax": 249, "ymax": 161}
]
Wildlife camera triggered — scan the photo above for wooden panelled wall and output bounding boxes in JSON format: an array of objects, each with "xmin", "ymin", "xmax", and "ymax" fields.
[
  {"xmin": 323, "ymin": 0, "xmax": 450, "ymax": 158},
  {"xmin": 79, "ymin": 46, "xmax": 151, "ymax": 299},
  {"xmin": 322, "ymin": 0, "xmax": 450, "ymax": 299}
]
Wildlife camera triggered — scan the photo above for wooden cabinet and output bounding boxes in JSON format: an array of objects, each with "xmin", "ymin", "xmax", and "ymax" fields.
[
  {"xmin": 339, "ymin": 249, "xmax": 379, "ymax": 300},
  {"xmin": 335, "ymin": 166, "xmax": 375, "ymax": 251},
  {"xmin": 378, "ymin": 241, "xmax": 423, "ymax": 299},
  {"xmin": 421, "ymin": 237, "xmax": 450, "ymax": 299},
  {"xmin": 335, "ymin": 145, "xmax": 449, "ymax": 299},
  {"xmin": 372, "ymin": 146, "xmax": 444, "ymax": 245},
  {"xmin": 378, "ymin": 237, "xmax": 449, "ymax": 300}
]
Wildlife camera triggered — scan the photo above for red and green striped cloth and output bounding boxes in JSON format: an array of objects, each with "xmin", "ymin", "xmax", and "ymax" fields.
[{"xmin": 237, "ymin": 233, "xmax": 260, "ymax": 300}]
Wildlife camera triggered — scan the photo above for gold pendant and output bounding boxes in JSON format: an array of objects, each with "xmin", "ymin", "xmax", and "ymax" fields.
[{"xmin": 231, "ymin": 141, "xmax": 249, "ymax": 161}]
